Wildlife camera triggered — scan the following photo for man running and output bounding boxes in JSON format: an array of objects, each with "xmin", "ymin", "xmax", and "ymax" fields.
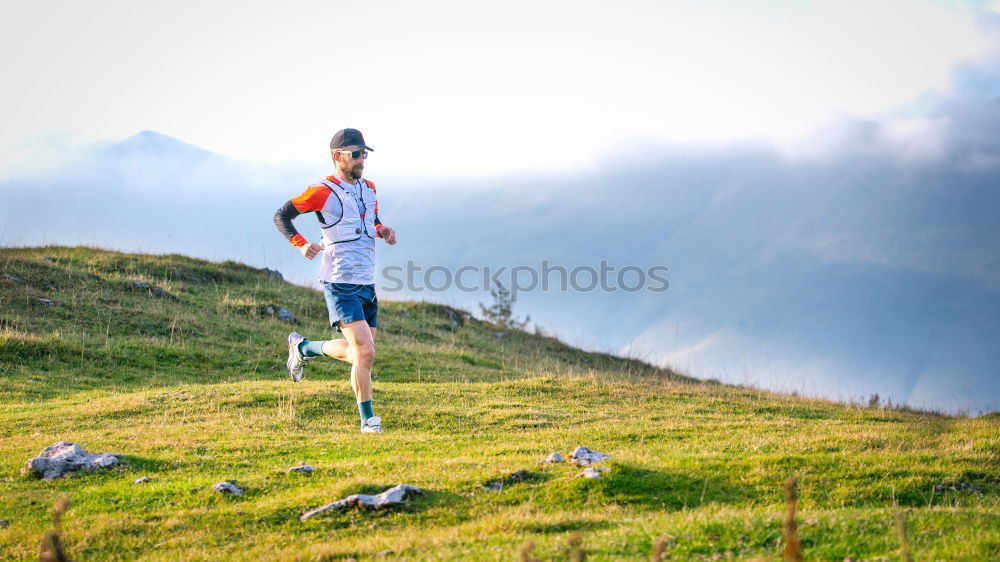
[{"xmin": 272, "ymin": 128, "xmax": 397, "ymax": 434}]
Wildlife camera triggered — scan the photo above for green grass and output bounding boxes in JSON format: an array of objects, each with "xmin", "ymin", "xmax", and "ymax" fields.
[{"xmin": 1, "ymin": 245, "xmax": 998, "ymax": 561}]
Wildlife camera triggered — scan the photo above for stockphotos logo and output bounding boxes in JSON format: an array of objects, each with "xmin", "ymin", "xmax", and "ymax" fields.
[{"xmin": 381, "ymin": 260, "xmax": 670, "ymax": 299}]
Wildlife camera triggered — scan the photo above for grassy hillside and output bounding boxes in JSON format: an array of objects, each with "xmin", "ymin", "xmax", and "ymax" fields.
[{"xmin": 1, "ymin": 246, "xmax": 997, "ymax": 561}]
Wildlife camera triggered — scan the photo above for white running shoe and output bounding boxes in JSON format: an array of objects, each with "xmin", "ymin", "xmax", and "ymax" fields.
[
  {"xmin": 286, "ymin": 332, "xmax": 307, "ymax": 382},
  {"xmin": 360, "ymin": 416, "xmax": 383, "ymax": 433}
]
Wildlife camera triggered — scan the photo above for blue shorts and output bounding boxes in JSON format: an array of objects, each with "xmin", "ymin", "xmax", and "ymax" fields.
[{"xmin": 322, "ymin": 282, "xmax": 378, "ymax": 332}]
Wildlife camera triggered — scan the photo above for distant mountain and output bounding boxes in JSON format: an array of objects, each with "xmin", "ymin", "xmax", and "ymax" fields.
[{"xmin": 103, "ymin": 130, "xmax": 213, "ymax": 159}]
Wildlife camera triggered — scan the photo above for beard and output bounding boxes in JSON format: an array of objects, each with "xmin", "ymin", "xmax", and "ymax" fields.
[{"xmin": 344, "ymin": 162, "xmax": 364, "ymax": 181}]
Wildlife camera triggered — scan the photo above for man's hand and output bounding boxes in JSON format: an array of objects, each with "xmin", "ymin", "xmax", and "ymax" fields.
[
  {"xmin": 380, "ymin": 226, "xmax": 397, "ymax": 245},
  {"xmin": 298, "ymin": 242, "xmax": 323, "ymax": 259}
]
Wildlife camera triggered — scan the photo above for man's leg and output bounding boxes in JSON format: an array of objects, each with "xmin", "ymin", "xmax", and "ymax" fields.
[
  {"xmin": 320, "ymin": 327, "xmax": 376, "ymax": 363},
  {"xmin": 338, "ymin": 320, "xmax": 381, "ymax": 431},
  {"xmin": 340, "ymin": 320, "xmax": 375, "ymax": 400},
  {"xmin": 321, "ymin": 338, "xmax": 352, "ymax": 363}
]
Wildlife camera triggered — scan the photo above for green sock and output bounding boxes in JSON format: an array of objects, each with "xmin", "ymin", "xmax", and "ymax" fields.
[
  {"xmin": 298, "ymin": 339, "xmax": 326, "ymax": 358},
  {"xmin": 358, "ymin": 400, "xmax": 374, "ymax": 424}
]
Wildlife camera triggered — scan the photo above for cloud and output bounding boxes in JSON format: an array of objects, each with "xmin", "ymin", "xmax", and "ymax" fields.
[
  {"xmin": 625, "ymin": 325, "xmax": 726, "ymax": 368},
  {"xmin": 2, "ymin": 0, "xmax": 998, "ymax": 178},
  {"xmin": 874, "ymin": 117, "xmax": 950, "ymax": 161}
]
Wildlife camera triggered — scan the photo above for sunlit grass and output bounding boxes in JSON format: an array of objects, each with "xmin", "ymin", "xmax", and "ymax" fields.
[{"xmin": 1, "ymin": 246, "xmax": 997, "ymax": 560}]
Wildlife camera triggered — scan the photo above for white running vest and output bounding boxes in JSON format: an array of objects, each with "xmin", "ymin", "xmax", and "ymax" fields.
[{"xmin": 318, "ymin": 178, "xmax": 378, "ymax": 246}]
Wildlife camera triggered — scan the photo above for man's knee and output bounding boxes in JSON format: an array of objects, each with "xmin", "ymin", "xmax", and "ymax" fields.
[{"xmin": 353, "ymin": 339, "xmax": 375, "ymax": 364}]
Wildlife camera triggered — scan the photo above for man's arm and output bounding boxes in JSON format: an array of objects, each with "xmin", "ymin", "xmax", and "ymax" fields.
[
  {"xmin": 273, "ymin": 200, "xmax": 308, "ymax": 247},
  {"xmin": 274, "ymin": 184, "xmax": 333, "ymax": 258},
  {"xmin": 371, "ymin": 203, "xmax": 397, "ymax": 245},
  {"xmin": 367, "ymin": 180, "xmax": 396, "ymax": 244}
]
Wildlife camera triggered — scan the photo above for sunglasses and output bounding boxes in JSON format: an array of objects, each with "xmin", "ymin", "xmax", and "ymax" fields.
[{"xmin": 336, "ymin": 149, "xmax": 368, "ymax": 160}]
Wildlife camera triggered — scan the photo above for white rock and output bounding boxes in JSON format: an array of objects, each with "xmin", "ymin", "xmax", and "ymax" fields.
[
  {"xmin": 288, "ymin": 462, "xmax": 316, "ymax": 475},
  {"xmin": 483, "ymin": 469, "xmax": 533, "ymax": 491},
  {"xmin": 277, "ymin": 307, "xmax": 296, "ymax": 324},
  {"xmin": 213, "ymin": 481, "xmax": 244, "ymax": 496},
  {"xmin": 542, "ymin": 452, "xmax": 565, "ymax": 463},
  {"xmin": 22, "ymin": 442, "xmax": 122, "ymax": 480},
  {"xmin": 37, "ymin": 298, "xmax": 53, "ymax": 306},
  {"xmin": 134, "ymin": 476, "xmax": 152, "ymax": 484},
  {"xmin": 300, "ymin": 484, "xmax": 423, "ymax": 520},
  {"xmin": 576, "ymin": 467, "xmax": 609, "ymax": 479},
  {"xmin": 569, "ymin": 446, "xmax": 611, "ymax": 466}
]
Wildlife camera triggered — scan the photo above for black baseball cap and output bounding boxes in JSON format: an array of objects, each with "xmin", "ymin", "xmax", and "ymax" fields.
[{"xmin": 330, "ymin": 128, "xmax": 374, "ymax": 151}]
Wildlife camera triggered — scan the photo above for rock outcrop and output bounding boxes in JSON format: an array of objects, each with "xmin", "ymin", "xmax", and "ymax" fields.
[
  {"xmin": 23, "ymin": 442, "xmax": 122, "ymax": 480},
  {"xmin": 288, "ymin": 462, "xmax": 316, "ymax": 475},
  {"xmin": 576, "ymin": 467, "xmax": 609, "ymax": 479},
  {"xmin": 569, "ymin": 446, "xmax": 611, "ymax": 466},
  {"xmin": 213, "ymin": 481, "xmax": 244, "ymax": 496},
  {"xmin": 277, "ymin": 307, "xmax": 296, "ymax": 324},
  {"xmin": 542, "ymin": 452, "xmax": 565, "ymax": 463},
  {"xmin": 300, "ymin": 484, "xmax": 423, "ymax": 520}
]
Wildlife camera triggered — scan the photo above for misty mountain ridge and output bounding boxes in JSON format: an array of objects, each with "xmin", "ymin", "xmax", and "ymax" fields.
[{"xmin": 104, "ymin": 130, "xmax": 213, "ymax": 159}]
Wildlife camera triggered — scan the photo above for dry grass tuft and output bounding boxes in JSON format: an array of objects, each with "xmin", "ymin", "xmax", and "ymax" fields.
[
  {"xmin": 39, "ymin": 497, "xmax": 71, "ymax": 562},
  {"xmin": 896, "ymin": 510, "xmax": 913, "ymax": 562},
  {"xmin": 568, "ymin": 532, "xmax": 586, "ymax": 561},
  {"xmin": 519, "ymin": 540, "xmax": 539, "ymax": 562},
  {"xmin": 783, "ymin": 478, "xmax": 802, "ymax": 562},
  {"xmin": 652, "ymin": 536, "xmax": 669, "ymax": 561}
]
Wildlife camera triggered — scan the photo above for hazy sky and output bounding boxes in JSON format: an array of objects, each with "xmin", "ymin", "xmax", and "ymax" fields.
[{"xmin": 3, "ymin": 0, "xmax": 999, "ymax": 178}]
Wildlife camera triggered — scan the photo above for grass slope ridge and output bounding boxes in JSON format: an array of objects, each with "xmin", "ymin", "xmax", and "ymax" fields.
[{"xmin": 0, "ymin": 246, "xmax": 997, "ymax": 561}]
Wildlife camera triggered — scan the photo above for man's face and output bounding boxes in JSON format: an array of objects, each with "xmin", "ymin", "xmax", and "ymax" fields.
[{"xmin": 334, "ymin": 149, "xmax": 366, "ymax": 180}]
